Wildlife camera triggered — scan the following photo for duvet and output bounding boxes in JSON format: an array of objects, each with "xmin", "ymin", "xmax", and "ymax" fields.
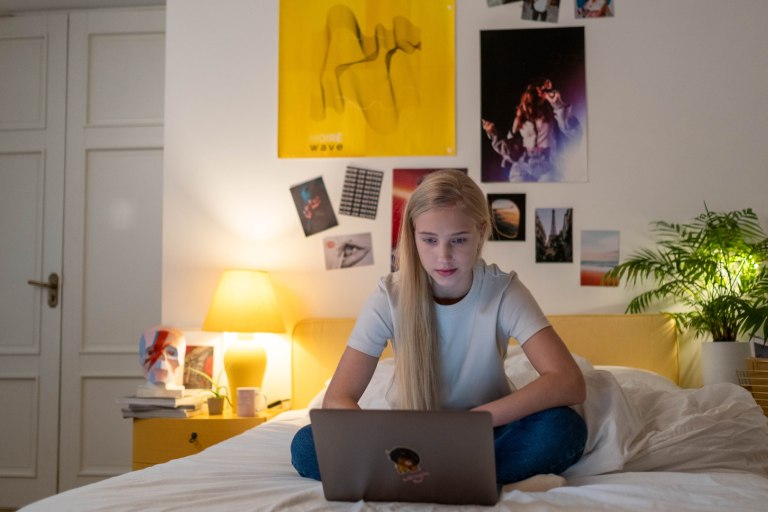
[{"xmin": 22, "ymin": 351, "xmax": 768, "ymax": 511}]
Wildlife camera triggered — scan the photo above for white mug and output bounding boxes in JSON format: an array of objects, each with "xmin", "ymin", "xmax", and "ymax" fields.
[{"xmin": 237, "ymin": 387, "xmax": 268, "ymax": 417}]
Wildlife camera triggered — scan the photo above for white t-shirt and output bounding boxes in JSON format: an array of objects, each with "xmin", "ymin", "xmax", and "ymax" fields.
[{"xmin": 347, "ymin": 259, "xmax": 551, "ymax": 410}]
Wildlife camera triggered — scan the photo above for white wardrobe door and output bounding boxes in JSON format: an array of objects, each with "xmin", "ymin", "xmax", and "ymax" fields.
[
  {"xmin": 0, "ymin": 13, "xmax": 67, "ymax": 509},
  {"xmin": 59, "ymin": 7, "xmax": 165, "ymax": 492}
]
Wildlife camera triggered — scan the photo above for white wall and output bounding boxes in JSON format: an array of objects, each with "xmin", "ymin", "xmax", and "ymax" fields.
[{"xmin": 164, "ymin": 0, "xmax": 768, "ymax": 398}]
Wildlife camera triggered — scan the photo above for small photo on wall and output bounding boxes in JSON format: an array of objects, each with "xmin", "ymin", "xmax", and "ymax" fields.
[
  {"xmin": 580, "ymin": 230, "xmax": 620, "ymax": 286},
  {"xmin": 487, "ymin": 0, "xmax": 522, "ymax": 7},
  {"xmin": 522, "ymin": 0, "xmax": 560, "ymax": 23},
  {"xmin": 290, "ymin": 176, "xmax": 338, "ymax": 237},
  {"xmin": 535, "ymin": 208, "xmax": 573, "ymax": 262},
  {"xmin": 339, "ymin": 167, "xmax": 384, "ymax": 220},
  {"xmin": 488, "ymin": 194, "xmax": 526, "ymax": 241},
  {"xmin": 323, "ymin": 233, "xmax": 374, "ymax": 270},
  {"xmin": 575, "ymin": 0, "xmax": 614, "ymax": 18}
]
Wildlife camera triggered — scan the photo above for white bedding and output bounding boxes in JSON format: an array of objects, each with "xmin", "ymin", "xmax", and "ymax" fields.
[{"xmin": 23, "ymin": 355, "xmax": 768, "ymax": 512}]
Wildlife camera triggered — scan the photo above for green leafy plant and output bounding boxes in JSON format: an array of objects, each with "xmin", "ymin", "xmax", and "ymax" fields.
[
  {"xmin": 185, "ymin": 366, "xmax": 232, "ymax": 407},
  {"xmin": 605, "ymin": 207, "xmax": 768, "ymax": 342}
]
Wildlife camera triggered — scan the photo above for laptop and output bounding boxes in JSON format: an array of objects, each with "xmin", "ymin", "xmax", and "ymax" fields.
[{"xmin": 309, "ymin": 409, "xmax": 499, "ymax": 506}]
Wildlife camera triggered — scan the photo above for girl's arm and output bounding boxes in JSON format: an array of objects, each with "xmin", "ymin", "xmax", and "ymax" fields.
[
  {"xmin": 472, "ymin": 327, "xmax": 586, "ymax": 427},
  {"xmin": 323, "ymin": 346, "xmax": 379, "ymax": 409}
]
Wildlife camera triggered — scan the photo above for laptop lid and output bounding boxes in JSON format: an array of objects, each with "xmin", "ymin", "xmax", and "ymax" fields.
[{"xmin": 309, "ymin": 409, "xmax": 498, "ymax": 506}]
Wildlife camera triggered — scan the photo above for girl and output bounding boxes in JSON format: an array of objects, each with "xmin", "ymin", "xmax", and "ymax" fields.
[{"xmin": 291, "ymin": 169, "xmax": 587, "ymax": 488}]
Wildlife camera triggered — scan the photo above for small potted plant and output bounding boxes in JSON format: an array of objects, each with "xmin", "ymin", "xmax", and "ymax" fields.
[
  {"xmin": 185, "ymin": 367, "xmax": 232, "ymax": 415},
  {"xmin": 606, "ymin": 207, "xmax": 768, "ymax": 385}
]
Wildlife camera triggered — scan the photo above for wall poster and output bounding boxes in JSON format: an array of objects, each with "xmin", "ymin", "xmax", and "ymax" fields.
[
  {"xmin": 278, "ymin": 0, "xmax": 456, "ymax": 158},
  {"xmin": 481, "ymin": 27, "xmax": 587, "ymax": 183}
]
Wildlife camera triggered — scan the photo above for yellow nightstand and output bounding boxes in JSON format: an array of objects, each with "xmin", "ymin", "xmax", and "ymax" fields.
[{"xmin": 132, "ymin": 409, "xmax": 283, "ymax": 470}]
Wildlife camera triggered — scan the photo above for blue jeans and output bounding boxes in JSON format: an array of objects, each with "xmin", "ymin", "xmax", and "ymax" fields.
[{"xmin": 290, "ymin": 406, "xmax": 587, "ymax": 485}]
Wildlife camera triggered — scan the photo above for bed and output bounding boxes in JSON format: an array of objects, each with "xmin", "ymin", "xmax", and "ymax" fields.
[{"xmin": 22, "ymin": 315, "xmax": 768, "ymax": 511}]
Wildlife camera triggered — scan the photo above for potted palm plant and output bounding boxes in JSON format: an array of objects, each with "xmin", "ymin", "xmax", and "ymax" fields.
[
  {"xmin": 606, "ymin": 207, "xmax": 768, "ymax": 385},
  {"xmin": 185, "ymin": 367, "xmax": 232, "ymax": 415}
]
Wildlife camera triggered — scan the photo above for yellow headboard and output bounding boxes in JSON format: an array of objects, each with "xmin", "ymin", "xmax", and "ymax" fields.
[{"xmin": 291, "ymin": 314, "xmax": 679, "ymax": 409}]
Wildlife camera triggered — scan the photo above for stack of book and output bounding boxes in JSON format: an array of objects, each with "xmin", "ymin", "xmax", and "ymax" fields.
[{"xmin": 117, "ymin": 394, "xmax": 207, "ymax": 419}]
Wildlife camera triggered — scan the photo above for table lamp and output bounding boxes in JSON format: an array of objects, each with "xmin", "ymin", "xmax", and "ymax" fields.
[{"xmin": 202, "ymin": 270, "xmax": 285, "ymax": 413}]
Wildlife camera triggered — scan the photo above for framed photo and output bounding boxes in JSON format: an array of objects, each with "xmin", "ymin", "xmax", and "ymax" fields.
[
  {"xmin": 181, "ymin": 330, "xmax": 224, "ymax": 391},
  {"xmin": 488, "ymin": 194, "xmax": 526, "ymax": 241},
  {"xmin": 535, "ymin": 208, "xmax": 573, "ymax": 263}
]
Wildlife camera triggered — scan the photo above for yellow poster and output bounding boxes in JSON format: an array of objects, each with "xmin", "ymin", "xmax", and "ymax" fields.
[{"xmin": 278, "ymin": 0, "xmax": 455, "ymax": 158}]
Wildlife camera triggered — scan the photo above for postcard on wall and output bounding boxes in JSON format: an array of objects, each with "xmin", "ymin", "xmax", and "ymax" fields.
[
  {"xmin": 278, "ymin": 0, "xmax": 456, "ymax": 158},
  {"xmin": 487, "ymin": 0, "xmax": 522, "ymax": 7},
  {"xmin": 488, "ymin": 194, "xmax": 526, "ymax": 241},
  {"xmin": 392, "ymin": 168, "xmax": 468, "ymax": 271},
  {"xmin": 480, "ymin": 27, "xmax": 587, "ymax": 183},
  {"xmin": 535, "ymin": 208, "xmax": 573, "ymax": 262},
  {"xmin": 580, "ymin": 230, "xmax": 620, "ymax": 286},
  {"xmin": 522, "ymin": 0, "xmax": 560, "ymax": 23},
  {"xmin": 290, "ymin": 177, "xmax": 338, "ymax": 237},
  {"xmin": 339, "ymin": 167, "xmax": 384, "ymax": 220},
  {"xmin": 323, "ymin": 233, "xmax": 374, "ymax": 270},
  {"xmin": 575, "ymin": 0, "xmax": 614, "ymax": 18}
]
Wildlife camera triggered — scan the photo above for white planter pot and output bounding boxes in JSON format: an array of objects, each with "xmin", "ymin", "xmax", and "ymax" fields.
[{"xmin": 701, "ymin": 341, "xmax": 751, "ymax": 386}]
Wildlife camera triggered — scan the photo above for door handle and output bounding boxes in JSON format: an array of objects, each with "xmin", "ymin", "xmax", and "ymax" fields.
[{"xmin": 28, "ymin": 273, "xmax": 59, "ymax": 308}]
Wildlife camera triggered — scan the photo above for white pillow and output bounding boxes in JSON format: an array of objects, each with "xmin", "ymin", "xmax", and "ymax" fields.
[
  {"xmin": 307, "ymin": 358, "xmax": 395, "ymax": 410},
  {"xmin": 594, "ymin": 365, "xmax": 680, "ymax": 392},
  {"xmin": 504, "ymin": 345, "xmax": 594, "ymax": 389}
]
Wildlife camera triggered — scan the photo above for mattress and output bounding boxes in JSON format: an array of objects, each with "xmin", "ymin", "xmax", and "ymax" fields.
[{"xmin": 22, "ymin": 356, "xmax": 768, "ymax": 511}]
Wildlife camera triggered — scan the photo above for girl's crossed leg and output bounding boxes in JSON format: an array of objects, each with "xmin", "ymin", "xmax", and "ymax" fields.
[{"xmin": 291, "ymin": 405, "xmax": 587, "ymax": 485}]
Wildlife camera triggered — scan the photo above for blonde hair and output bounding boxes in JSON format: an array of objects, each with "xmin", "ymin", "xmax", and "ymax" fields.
[{"xmin": 394, "ymin": 169, "xmax": 491, "ymax": 410}]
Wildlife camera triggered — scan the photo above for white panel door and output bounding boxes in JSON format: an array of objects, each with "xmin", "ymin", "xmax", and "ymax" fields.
[
  {"xmin": 0, "ymin": 13, "xmax": 67, "ymax": 509},
  {"xmin": 59, "ymin": 8, "xmax": 165, "ymax": 492}
]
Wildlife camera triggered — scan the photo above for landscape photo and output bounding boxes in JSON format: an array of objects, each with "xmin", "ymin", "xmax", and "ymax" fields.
[
  {"xmin": 488, "ymin": 194, "xmax": 526, "ymax": 241},
  {"xmin": 580, "ymin": 230, "xmax": 620, "ymax": 286}
]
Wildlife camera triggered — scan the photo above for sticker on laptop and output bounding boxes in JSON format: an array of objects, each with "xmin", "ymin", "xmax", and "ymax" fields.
[{"xmin": 386, "ymin": 447, "xmax": 430, "ymax": 483}]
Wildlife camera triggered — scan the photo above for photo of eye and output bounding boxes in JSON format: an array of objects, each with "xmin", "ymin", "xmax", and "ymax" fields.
[
  {"xmin": 323, "ymin": 233, "xmax": 374, "ymax": 270},
  {"xmin": 290, "ymin": 176, "xmax": 338, "ymax": 237}
]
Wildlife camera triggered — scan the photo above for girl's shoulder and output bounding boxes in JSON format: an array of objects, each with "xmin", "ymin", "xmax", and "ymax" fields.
[{"xmin": 475, "ymin": 259, "xmax": 518, "ymax": 283}]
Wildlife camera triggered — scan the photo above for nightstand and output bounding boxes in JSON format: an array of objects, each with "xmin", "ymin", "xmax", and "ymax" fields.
[{"xmin": 132, "ymin": 409, "xmax": 283, "ymax": 470}]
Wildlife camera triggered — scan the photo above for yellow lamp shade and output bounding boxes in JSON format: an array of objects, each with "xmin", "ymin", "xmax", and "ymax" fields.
[
  {"xmin": 202, "ymin": 270, "xmax": 285, "ymax": 413},
  {"xmin": 202, "ymin": 270, "xmax": 286, "ymax": 334}
]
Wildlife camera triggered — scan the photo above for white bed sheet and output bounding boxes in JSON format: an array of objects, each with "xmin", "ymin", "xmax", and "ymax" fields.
[
  {"xmin": 22, "ymin": 361, "xmax": 768, "ymax": 511},
  {"xmin": 22, "ymin": 409, "xmax": 768, "ymax": 512}
]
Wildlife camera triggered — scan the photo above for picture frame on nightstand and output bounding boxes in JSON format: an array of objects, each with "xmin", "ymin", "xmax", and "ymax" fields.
[{"xmin": 181, "ymin": 329, "xmax": 225, "ymax": 394}]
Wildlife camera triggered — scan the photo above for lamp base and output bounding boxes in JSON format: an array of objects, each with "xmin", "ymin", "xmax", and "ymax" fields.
[{"xmin": 224, "ymin": 341, "xmax": 267, "ymax": 413}]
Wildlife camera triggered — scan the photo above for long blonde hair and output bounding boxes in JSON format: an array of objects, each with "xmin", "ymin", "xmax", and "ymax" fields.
[{"xmin": 394, "ymin": 169, "xmax": 491, "ymax": 410}]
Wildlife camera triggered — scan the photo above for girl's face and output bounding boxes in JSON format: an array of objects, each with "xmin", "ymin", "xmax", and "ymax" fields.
[{"xmin": 413, "ymin": 207, "xmax": 484, "ymax": 302}]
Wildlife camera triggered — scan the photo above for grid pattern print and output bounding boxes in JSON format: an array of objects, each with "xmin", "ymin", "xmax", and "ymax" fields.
[{"xmin": 339, "ymin": 167, "xmax": 384, "ymax": 220}]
